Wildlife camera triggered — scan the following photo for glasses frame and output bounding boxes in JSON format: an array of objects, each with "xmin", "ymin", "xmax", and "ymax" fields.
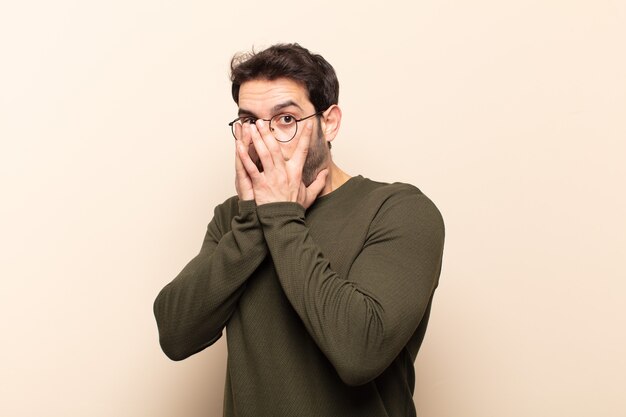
[{"xmin": 228, "ymin": 110, "xmax": 324, "ymax": 143}]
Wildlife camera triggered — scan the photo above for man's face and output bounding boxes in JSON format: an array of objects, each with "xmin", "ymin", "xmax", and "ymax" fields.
[{"xmin": 237, "ymin": 78, "xmax": 329, "ymax": 186}]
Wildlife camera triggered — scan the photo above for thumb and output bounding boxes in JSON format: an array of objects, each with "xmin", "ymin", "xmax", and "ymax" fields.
[{"xmin": 302, "ymin": 169, "xmax": 329, "ymax": 208}]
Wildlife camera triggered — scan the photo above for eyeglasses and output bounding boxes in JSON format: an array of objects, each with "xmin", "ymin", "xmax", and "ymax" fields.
[{"xmin": 228, "ymin": 111, "xmax": 323, "ymax": 143}]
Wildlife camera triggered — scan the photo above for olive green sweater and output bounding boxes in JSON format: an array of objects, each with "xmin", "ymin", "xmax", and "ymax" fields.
[{"xmin": 154, "ymin": 175, "xmax": 445, "ymax": 417}]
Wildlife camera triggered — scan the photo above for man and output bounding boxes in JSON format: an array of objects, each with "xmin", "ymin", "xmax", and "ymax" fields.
[{"xmin": 154, "ymin": 43, "xmax": 445, "ymax": 417}]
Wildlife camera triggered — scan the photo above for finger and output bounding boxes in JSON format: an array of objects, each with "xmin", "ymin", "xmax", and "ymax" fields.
[
  {"xmin": 233, "ymin": 122, "xmax": 243, "ymax": 143},
  {"xmin": 249, "ymin": 123, "xmax": 275, "ymax": 172},
  {"xmin": 237, "ymin": 140, "xmax": 262, "ymax": 181},
  {"xmin": 291, "ymin": 119, "xmax": 314, "ymax": 168},
  {"xmin": 256, "ymin": 119, "xmax": 285, "ymax": 169},
  {"xmin": 235, "ymin": 144, "xmax": 254, "ymax": 200},
  {"xmin": 303, "ymin": 169, "xmax": 329, "ymax": 208},
  {"xmin": 235, "ymin": 126, "xmax": 251, "ymax": 173},
  {"xmin": 234, "ymin": 140, "xmax": 248, "ymax": 177},
  {"xmin": 241, "ymin": 122, "xmax": 253, "ymax": 147},
  {"xmin": 307, "ymin": 168, "xmax": 328, "ymax": 197}
]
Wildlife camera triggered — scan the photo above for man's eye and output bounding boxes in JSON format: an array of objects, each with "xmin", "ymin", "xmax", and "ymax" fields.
[
  {"xmin": 275, "ymin": 115, "xmax": 295, "ymax": 125},
  {"xmin": 239, "ymin": 117, "xmax": 257, "ymax": 125}
]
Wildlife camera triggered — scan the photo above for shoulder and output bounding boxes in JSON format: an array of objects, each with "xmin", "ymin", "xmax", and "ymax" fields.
[
  {"xmin": 212, "ymin": 195, "xmax": 240, "ymax": 216},
  {"xmin": 360, "ymin": 178, "xmax": 443, "ymax": 220},
  {"xmin": 355, "ymin": 177, "xmax": 445, "ymax": 239},
  {"xmin": 209, "ymin": 195, "xmax": 241, "ymax": 233}
]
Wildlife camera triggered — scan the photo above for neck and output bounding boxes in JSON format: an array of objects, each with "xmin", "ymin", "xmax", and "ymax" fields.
[{"xmin": 320, "ymin": 160, "xmax": 351, "ymax": 196}]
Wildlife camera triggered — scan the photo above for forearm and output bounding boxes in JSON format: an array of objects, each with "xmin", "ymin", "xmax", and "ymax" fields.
[
  {"xmin": 154, "ymin": 200, "xmax": 267, "ymax": 360},
  {"xmin": 256, "ymin": 196, "xmax": 444, "ymax": 385}
]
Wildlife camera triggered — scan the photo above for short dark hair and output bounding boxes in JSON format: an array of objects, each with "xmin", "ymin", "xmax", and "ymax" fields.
[{"xmin": 230, "ymin": 43, "xmax": 339, "ymax": 113}]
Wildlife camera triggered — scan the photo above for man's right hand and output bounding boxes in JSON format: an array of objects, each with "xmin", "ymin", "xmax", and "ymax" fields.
[{"xmin": 234, "ymin": 123, "xmax": 255, "ymax": 201}]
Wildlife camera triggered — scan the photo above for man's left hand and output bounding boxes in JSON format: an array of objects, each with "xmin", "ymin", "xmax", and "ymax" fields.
[{"xmin": 236, "ymin": 119, "xmax": 328, "ymax": 209}]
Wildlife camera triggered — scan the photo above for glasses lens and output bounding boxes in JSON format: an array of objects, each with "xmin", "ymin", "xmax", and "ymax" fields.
[{"xmin": 270, "ymin": 114, "xmax": 297, "ymax": 142}]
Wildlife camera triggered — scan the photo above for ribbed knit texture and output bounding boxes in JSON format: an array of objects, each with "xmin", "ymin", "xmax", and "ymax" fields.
[{"xmin": 154, "ymin": 176, "xmax": 445, "ymax": 417}]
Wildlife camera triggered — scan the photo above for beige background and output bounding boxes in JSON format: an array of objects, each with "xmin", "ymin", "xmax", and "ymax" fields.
[{"xmin": 1, "ymin": 1, "xmax": 625, "ymax": 416}]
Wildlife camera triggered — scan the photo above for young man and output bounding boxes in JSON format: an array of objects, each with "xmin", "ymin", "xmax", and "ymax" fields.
[{"xmin": 154, "ymin": 43, "xmax": 445, "ymax": 417}]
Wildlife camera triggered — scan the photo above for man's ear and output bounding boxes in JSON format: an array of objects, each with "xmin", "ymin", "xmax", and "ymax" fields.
[{"xmin": 320, "ymin": 105, "xmax": 342, "ymax": 144}]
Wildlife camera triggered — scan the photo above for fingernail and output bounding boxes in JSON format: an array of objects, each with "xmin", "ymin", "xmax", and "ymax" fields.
[{"xmin": 257, "ymin": 119, "xmax": 265, "ymax": 127}]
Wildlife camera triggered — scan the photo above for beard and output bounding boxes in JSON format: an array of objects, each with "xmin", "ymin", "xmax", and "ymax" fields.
[{"xmin": 248, "ymin": 123, "xmax": 329, "ymax": 187}]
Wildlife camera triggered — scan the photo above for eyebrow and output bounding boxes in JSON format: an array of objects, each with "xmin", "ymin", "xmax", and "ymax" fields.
[{"xmin": 238, "ymin": 100, "xmax": 304, "ymax": 118}]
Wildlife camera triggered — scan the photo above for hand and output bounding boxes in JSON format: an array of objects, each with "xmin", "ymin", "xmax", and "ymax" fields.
[
  {"xmin": 234, "ymin": 123, "xmax": 254, "ymax": 201},
  {"xmin": 236, "ymin": 119, "xmax": 328, "ymax": 209}
]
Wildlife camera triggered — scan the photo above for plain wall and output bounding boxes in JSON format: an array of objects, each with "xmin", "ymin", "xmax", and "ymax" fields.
[{"xmin": 1, "ymin": 1, "xmax": 624, "ymax": 416}]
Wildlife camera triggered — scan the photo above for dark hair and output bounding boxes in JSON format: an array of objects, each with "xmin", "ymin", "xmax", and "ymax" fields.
[{"xmin": 230, "ymin": 43, "xmax": 339, "ymax": 113}]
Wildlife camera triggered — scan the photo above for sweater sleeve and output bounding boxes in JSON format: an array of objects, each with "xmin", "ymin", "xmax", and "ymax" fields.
[
  {"xmin": 256, "ymin": 191, "xmax": 445, "ymax": 386},
  {"xmin": 153, "ymin": 199, "xmax": 267, "ymax": 361}
]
